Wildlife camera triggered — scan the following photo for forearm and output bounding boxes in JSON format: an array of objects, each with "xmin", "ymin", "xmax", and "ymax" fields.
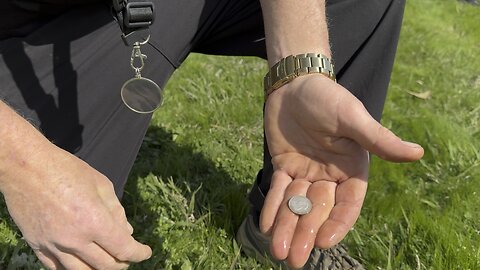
[
  {"xmin": 0, "ymin": 101, "xmax": 52, "ymax": 193},
  {"xmin": 259, "ymin": 0, "xmax": 330, "ymax": 67}
]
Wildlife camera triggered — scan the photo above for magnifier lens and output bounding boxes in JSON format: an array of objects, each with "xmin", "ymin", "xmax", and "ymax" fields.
[{"xmin": 121, "ymin": 77, "xmax": 163, "ymax": 114}]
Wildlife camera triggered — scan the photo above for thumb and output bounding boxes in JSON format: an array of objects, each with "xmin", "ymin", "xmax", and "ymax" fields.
[{"xmin": 341, "ymin": 100, "xmax": 424, "ymax": 162}]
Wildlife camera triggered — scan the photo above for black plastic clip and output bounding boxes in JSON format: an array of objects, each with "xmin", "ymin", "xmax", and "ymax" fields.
[
  {"xmin": 124, "ymin": 2, "xmax": 154, "ymax": 28},
  {"xmin": 112, "ymin": 0, "xmax": 155, "ymax": 46}
]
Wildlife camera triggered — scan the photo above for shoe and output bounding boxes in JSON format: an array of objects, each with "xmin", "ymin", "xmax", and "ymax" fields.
[{"xmin": 236, "ymin": 213, "xmax": 365, "ymax": 270}]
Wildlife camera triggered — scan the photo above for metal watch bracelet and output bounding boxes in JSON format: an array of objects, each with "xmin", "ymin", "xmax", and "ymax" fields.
[{"xmin": 264, "ymin": 53, "xmax": 336, "ymax": 100}]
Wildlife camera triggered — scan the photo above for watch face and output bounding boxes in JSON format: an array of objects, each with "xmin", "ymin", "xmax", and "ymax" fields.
[{"xmin": 121, "ymin": 77, "xmax": 163, "ymax": 114}]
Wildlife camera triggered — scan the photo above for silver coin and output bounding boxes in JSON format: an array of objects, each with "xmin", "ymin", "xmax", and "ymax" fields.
[{"xmin": 288, "ymin": 195, "xmax": 312, "ymax": 215}]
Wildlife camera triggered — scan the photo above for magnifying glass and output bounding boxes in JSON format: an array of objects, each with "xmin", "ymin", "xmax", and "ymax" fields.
[
  {"xmin": 121, "ymin": 77, "xmax": 163, "ymax": 114},
  {"xmin": 120, "ymin": 36, "xmax": 163, "ymax": 114}
]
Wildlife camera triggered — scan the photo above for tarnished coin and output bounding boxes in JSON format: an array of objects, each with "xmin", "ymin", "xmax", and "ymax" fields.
[{"xmin": 288, "ymin": 195, "xmax": 312, "ymax": 215}]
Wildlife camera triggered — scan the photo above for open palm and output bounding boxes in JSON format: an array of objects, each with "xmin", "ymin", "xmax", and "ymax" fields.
[{"xmin": 259, "ymin": 75, "xmax": 424, "ymax": 268}]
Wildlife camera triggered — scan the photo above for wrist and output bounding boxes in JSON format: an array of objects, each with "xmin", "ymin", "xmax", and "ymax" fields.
[
  {"xmin": 264, "ymin": 53, "xmax": 336, "ymax": 100},
  {"xmin": 267, "ymin": 45, "xmax": 331, "ymax": 68},
  {"xmin": 0, "ymin": 142, "xmax": 54, "ymax": 195},
  {"xmin": 0, "ymin": 103, "xmax": 54, "ymax": 193}
]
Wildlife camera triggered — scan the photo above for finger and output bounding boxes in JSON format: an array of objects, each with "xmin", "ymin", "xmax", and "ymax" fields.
[
  {"xmin": 53, "ymin": 250, "xmax": 94, "ymax": 270},
  {"xmin": 96, "ymin": 178, "xmax": 120, "ymax": 207},
  {"xmin": 35, "ymin": 250, "xmax": 61, "ymax": 270},
  {"xmin": 315, "ymin": 176, "xmax": 368, "ymax": 249},
  {"xmin": 110, "ymin": 203, "xmax": 135, "ymax": 234},
  {"xmin": 260, "ymin": 170, "xmax": 292, "ymax": 234},
  {"xmin": 94, "ymin": 220, "xmax": 152, "ymax": 263},
  {"xmin": 287, "ymin": 181, "xmax": 336, "ymax": 269},
  {"xmin": 127, "ymin": 221, "xmax": 134, "ymax": 235},
  {"xmin": 270, "ymin": 180, "xmax": 311, "ymax": 260},
  {"xmin": 96, "ymin": 179, "xmax": 134, "ymax": 234},
  {"xmin": 340, "ymin": 99, "xmax": 424, "ymax": 162},
  {"xmin": 74, "ymin": 242, "xmax": 130, "ymax": 270}
]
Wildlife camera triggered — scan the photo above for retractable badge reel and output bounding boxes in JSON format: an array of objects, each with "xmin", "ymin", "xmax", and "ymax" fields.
[{"xmin": 114, "ymin": 0, "xmax": 162, "ymax": 113}]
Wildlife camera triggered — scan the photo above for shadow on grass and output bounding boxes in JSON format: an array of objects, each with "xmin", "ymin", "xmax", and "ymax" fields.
[
  {"xmin": 122, "ymin": 125, "xmax": 253, "ymax": 268},
  {"xmin": 0, "ymin": 241, "xmax": 14, "ymax": 266}
]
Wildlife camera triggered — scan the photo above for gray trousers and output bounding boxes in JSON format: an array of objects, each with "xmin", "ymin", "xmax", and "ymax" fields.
[{"xmin": 0, "ymin": 0, "xmax": 405, "ymax": 212}]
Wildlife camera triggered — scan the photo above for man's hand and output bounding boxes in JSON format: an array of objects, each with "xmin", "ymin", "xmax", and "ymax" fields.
[
  {"xmin": 1, "ymin": 144, "xmax": 151, "ymax": 270},
  {"xmin": 260, "ymin": 75, "xmax": 424, "ymax": 268}
]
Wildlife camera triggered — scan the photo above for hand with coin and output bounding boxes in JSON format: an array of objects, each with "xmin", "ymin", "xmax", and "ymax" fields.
[{"xmin": 260, "ymin": 74, "xmax": 424, "ymax": 268}]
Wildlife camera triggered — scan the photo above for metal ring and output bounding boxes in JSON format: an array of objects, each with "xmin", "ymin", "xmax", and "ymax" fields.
[
  {"xmin": 139, "ymin": 35, "xmax": 150, "ymax": 45},
  {"xmin": 287, "ymin": 195, "xmax": 312, "ymax": 216}
]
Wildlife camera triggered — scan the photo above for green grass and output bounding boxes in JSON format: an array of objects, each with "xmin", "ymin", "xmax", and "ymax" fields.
[{"xmin": 1, "ymin": 0, "xmax": 479, "ymax": 269}]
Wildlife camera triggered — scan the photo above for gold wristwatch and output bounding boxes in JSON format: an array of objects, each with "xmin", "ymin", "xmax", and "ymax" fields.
[{"xmin": 264, "ymin": 53, "xmax": 336, "ymax": 100}]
